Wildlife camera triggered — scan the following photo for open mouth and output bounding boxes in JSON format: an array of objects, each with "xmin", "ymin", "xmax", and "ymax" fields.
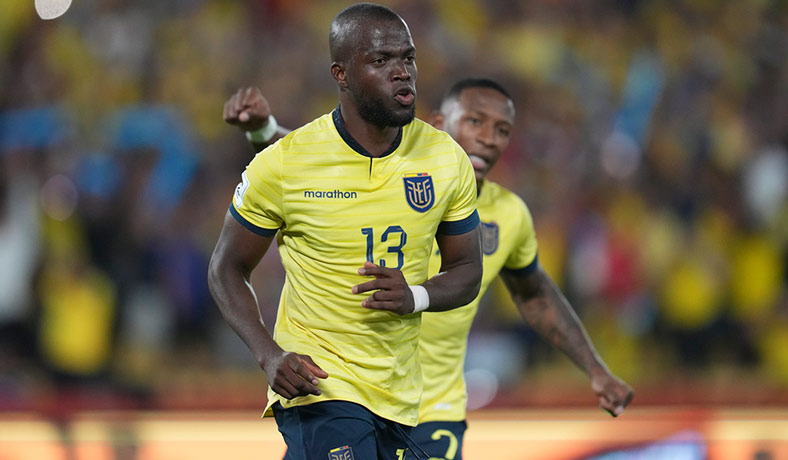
[
  {"xmin": 468, "ymin": 154, "xmax": 488, "ymax": 170},
  {"xmin": 394, "ymin": 87, "xmax": 415, "ymax": 106}
]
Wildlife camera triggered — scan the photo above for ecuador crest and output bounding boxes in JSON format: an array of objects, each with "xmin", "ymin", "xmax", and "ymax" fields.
[
  {"xmin": 403, "ymin": 173, "xmax": 435, "ymax": 212},
  {"xmin": 328, "ymin": 445, "xmax": 354, "ymax": 460},
  {"xmin": 481, "ymin": 221, "xmax": 499, "ymax": 255}
]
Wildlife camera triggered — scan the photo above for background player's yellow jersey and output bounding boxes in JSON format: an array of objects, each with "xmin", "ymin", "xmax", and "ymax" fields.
[
  {"xmin": 231, "ymin": 108, "xmax": 479, "ymax": 426},
  {"xmin": 420, "ymin": 180, "xmax": 538, "ymax": 423}
]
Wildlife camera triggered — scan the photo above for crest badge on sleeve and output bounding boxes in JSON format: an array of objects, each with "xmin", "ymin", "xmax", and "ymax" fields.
[
  {"xmin": 481, "ymin": 221, "xmax": 499, "ymax": 255},
  {"xmin": 403, "ymin": 173, "xmax": 434, "ymax": 212},
  {"xmin": 233, "ymin": 171, "xmax": 250, "ymax": 207}
]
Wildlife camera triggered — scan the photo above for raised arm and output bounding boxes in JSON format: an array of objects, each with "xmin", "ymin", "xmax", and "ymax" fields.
[
  {"xmin": 208, "ymin": 211, "xmax": 328, "ymax": 398},
  {"xmin": 223, "ymin": 87, "xmax": 292, "ymax": 152},
  {"xmin": 500, "ymin": 267, "xmax": 634, "ymax": 416}
]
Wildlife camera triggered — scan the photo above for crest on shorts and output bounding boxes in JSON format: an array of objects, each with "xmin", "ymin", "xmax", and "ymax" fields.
[
  {"xmin": 481, "ymin": 221, "xmax": 499, "ymax": 255},
  {"xmin": 328, "ymin": 445, "xmax": 354, "ymax": 460},
  {"xmin": 403, "ymin": 173, "xmax": 434, "ymax": 212}
]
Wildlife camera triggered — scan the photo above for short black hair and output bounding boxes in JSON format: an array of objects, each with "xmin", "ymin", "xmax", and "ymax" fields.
[
  {"xmin": 329, "ymin": 3, "xmax": 404, "ymax": 62},
  {"xmin": 441, "ymin": 78, "xmax": 514, "ymax": 106}
]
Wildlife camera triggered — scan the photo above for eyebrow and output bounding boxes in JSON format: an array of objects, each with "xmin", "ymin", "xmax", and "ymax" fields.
[
  {"xmin": 465, "ymin": 109, "xmax": 513, "ymax": 123},
  {"xmin": 369, "ymin": 44, "xmax": 415, "ymax": 56}
]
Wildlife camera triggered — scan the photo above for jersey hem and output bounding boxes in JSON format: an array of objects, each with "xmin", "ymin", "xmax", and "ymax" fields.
[
  {"xmin": 264, "ymin": 394, "xmax": 419, "ymax": 427},
  {"xmin": 502, "ymin": 253, "xmax": 539, "ymax": 275},
  {"xmin": 229, "ymin": 204, "xmax": 278, "ymax": 237},
  {"xmin": 437, "ymin": 209, "xmax": 480, "ymax": 235}
]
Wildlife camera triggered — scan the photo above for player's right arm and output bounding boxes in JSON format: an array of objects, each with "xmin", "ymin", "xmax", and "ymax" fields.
[
  {"xmin": 208, "ymin": 211, "xmax": 328, "ymax": 399},
  {"xmin": 223, "ymin": 87, "xmax": 291, "ymax": 152}
]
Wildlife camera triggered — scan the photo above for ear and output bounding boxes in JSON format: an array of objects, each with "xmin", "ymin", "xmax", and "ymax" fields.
[
  {"xmin": 428, "ymin": 110, "xmax": 445, "ymax": 130},
  {"xmin": 331, "ymin": 62, "xmax": 347, "ymax": 89}
]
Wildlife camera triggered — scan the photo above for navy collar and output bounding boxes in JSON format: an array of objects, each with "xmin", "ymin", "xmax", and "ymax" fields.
[{"xmin": 332, "ymin": 105, "xmax": 402, "ymax": 158}]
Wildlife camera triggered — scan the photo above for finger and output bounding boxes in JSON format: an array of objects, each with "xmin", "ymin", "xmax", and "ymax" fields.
[
  {"xmin": 362, "ymin": 298, "xmax": 400, "ymax": 311},
  {"xmin": 243, "ymin": 86, "xmax": 257, "ymax": 105},
  {"xmin": 272, "ymin": 378, "xmax": 298, "ymax": 400},
  {"xmin": 223, "ymin": 99, "xmax": 235, "ymax": 123},
  {"xmin": 292, "ymin": 375, "xmax": 322, "ymax": 397},
  {"xmin": 242, "ymin": 87, "xmax": 263, "ymax": 113},
  {"xmin": 227, "ymin": 93, "xmax": 246, "ymax": 121},
  {"xmin": 288, "ymin": 357, "xmax": 326, "ymax": 395},
  {"xmin": 621, "ymin": 388, "xmax": 634, "ymax": 408},
  {"xmin": 233, "ymin": 89, "xmax": 248, "ymax": 114},
  {"xmin": 277, "ymin": 365, "xmax": 320, "ymax": 398},
  {"xmin": 358, "ymin": 265, "xmax": 396, "ymax": 278},
  {"xmin": 357, "ymin": 261, "xmax": 381, "ymax": 277},
  {"xmin": 598, "ymin": 396, "xmax": 618, "ymax": 417},
  {"xmin": 302, "ymin": 356, "xmax": 329, "ymax": 379},
  {"xmin": 361, "ymin": 292, "xmax": 378, "ymax": 308},
  {"xmin": 352, "ymin": 279, "xmax": 385, "ymax": 294}
]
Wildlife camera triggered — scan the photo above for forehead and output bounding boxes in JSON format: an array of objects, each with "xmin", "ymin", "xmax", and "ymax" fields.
[
  {"xmin": 457, "ymin": 87, "xmax": 515, "ymax": 122},
  {"xmin": 357, "ymin": 18, "xmax": 414, "ymax": 54}
]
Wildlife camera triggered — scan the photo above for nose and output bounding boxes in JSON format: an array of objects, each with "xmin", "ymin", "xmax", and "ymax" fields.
[
  {"xmin": 476, "ymin": 122, "xmax": 495, "ymax": 146},
  {"xmin": 392, "ymin": 60, "xmax": 411, "ymax": 81}
]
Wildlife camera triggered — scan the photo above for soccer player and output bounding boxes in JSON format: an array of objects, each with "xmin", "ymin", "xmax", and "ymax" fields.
[
  {"xmin": 225, "ymin": 79, "xmax": 634, "ymax": 458},
  {"xmin": 208, "ymin": 3, "xmax": 483, "ymax": 460}
]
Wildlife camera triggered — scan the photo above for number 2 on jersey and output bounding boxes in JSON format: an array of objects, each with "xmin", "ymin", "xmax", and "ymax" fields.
[{"xmin": 361, "ymin": 226, "xmax": 407, "ymax": 269}]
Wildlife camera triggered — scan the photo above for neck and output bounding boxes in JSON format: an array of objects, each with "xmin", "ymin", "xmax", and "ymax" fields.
[{"xmin": 339, "ymin": 101, "xmax": 400, "ymax": 158}]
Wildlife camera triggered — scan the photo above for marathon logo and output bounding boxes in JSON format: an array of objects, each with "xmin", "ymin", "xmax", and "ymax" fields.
[{"xmin": 304, "ymin": 189, "xmax": 358, "ymax": 199}]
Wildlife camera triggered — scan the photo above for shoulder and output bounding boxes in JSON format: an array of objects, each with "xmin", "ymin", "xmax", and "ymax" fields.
[
  {"xmin": 403, "ymin": 119, "xmax": 470, "ymax": 177},
  {"xmin": 483, "ymin": 181, "xmax": 532, "ymax": 219},
  {"xmin": 271, "ymin": 112, "xmax": 335, "ymax": 151},
  {"xmin": 403, "ymin": 118, "xmax": 458, "ymax": 148}
]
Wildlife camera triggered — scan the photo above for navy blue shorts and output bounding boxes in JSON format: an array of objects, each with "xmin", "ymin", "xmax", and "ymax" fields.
[
  {"xmin": 404, "ymin": 420, "xmax": 467, "ymax": 460},
  {"xmin": 272, "ymin": 401, "xmax": 419, "ymax": 460}
]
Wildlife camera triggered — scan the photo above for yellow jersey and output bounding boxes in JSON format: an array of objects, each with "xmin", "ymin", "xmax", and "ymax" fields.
[
  {"xmin": 419, "ymin": 180, "xmax": 538, "ymax": 422},
  {"xmin": 231, "ymin": 108, "xmax": 479, "ymax": 426}
]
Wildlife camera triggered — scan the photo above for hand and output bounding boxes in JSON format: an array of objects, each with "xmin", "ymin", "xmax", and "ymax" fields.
[
  {"xmin": 591, "ymin": 370, "xmax": 634, "ymax": 417},
  {"xmin": 223, "ymin": 86, "xmax": 272, "ymax": 132},
  {"xmin": 262, "ymin": 349, "xmax": 329, "ymax": 399},
  {"xmin": 352, "ymin": 261, "xmax": 415, "ymax": 315}
]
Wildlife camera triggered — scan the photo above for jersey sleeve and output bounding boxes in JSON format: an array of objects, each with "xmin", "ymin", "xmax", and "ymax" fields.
[
  {"xmin": 503, "ymin": 196, "xmax": 539, "ymax": 272},
  {"xmin": 437, "ymin": 140, "xmax": 479, "ymax": 235},
  {"xmin": 230, "ymin": 145, "xmax": 284, "ymax": 236}
]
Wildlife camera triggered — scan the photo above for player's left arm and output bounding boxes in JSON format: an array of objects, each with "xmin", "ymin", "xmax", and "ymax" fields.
[
  {"xmin": 352, "ymin": 226, "xmax": 482, "ymax": 314},
  {"xmin": 500, "ymin": 266, "xmax": 634, "ymax": 416},
  {"xmin": 424, "ymin": 226, "xmax": 483, "ymax": 311}
]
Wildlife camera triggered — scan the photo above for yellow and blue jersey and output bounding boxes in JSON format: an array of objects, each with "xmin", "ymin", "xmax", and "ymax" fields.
[
  {"xmin": 419, "ymin": 179, "xmax": 538, "ymax": 423},
  {"xmin": 231, "ymin": 107, "xmax": 479, "ymax": 426}
]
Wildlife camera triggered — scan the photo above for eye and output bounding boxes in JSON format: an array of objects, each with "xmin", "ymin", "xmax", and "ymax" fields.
[
  {"xmin": 497, "ymin": 127, "xmax": 511, "ymax": 137},
  {"xmin": 373, "ymin": 57, "xmax": 387, "ymax": 65},
  {"xmin": 467, "ymin": 117, "xmax": 481, "ymax": 125},
  {"xmin": 405, "ymin": 55, "xmax": 415, "ymax": 63}
]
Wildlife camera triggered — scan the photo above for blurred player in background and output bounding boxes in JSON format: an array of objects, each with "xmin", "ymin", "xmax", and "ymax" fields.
[
  {"xmin": 208, "ymin": 3, "xmax": 482, "ymax": 459},
  {"xmin": 224, "ymin": 78, "xmax": 634, "ymax": 459}
]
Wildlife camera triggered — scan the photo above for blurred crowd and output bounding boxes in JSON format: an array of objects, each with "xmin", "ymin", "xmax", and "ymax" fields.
[{"xmin": 1, "ymin": 0, "xmax": 787, "ymax": 412}]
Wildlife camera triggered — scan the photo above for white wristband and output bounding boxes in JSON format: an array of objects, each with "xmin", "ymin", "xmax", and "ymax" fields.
[
  {"xmin": 409, "ymin": 285, "xmax": 430, "ymax": 313},
  {"xmin": 245, "ymin": 115, "xmax": 278, "ymax": 144}
]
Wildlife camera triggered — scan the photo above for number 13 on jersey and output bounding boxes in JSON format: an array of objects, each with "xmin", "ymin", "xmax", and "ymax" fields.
[{"xmin": 361, "ymin": 226, "xmax": 408, "ymax": 269}]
